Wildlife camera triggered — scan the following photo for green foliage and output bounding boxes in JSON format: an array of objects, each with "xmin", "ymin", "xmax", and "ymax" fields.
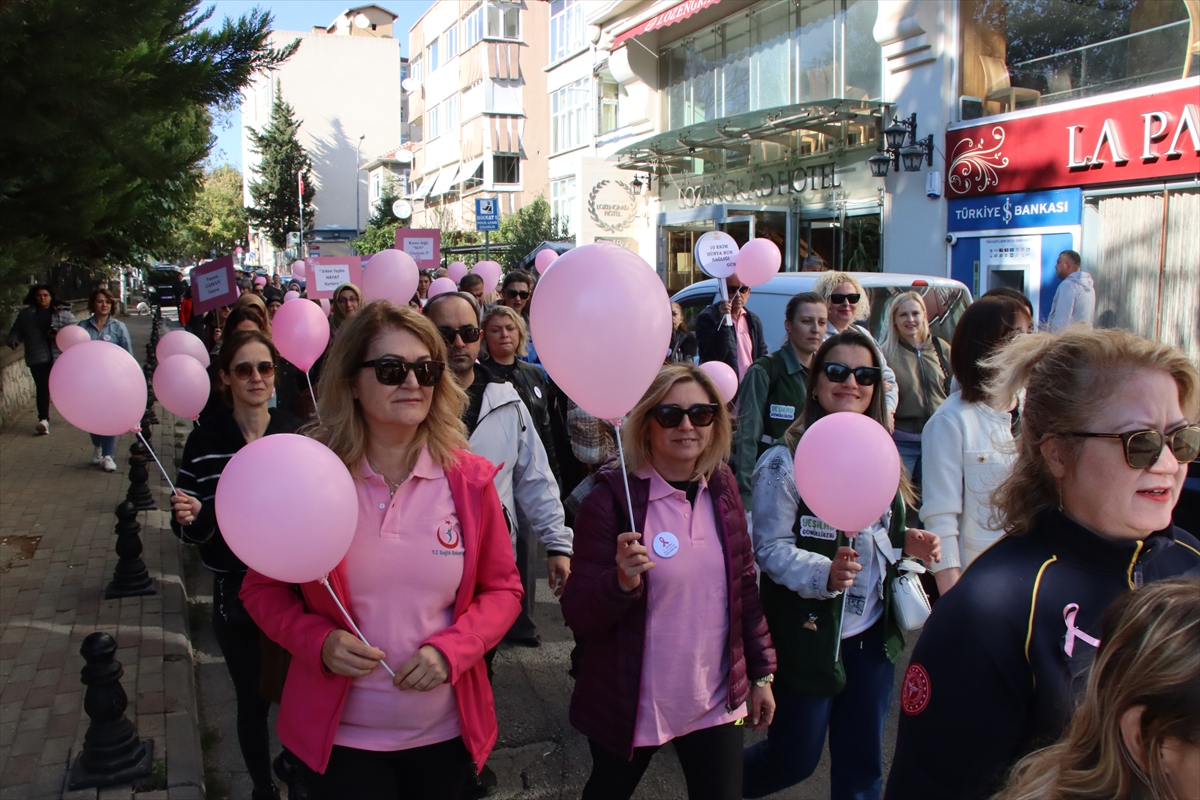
[
  {"xmin": 246, "ymin": 90, "xmax": 315, "ymax": 250},
  {"xmin": 495, "ymin": 196, "xmax": 572, "ymax": 272},
  {"xmin": 176, "ymin": 164, "xmax": 248, "ymax": 260},
  {"xmin": 0, "ymin": 0, "xmax": 296, "ymax": 293},
  {"xmin": 352, "ymin": 178, "xmax": 404, "ymax": 255}
]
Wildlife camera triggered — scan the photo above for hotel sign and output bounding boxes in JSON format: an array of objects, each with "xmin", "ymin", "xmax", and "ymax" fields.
[{"xmin": 676, "ymin": 163, "xmax": 844, "ymax": 208}]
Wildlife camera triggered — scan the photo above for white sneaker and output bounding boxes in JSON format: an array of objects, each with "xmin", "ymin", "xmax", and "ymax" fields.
[
  {"xmin": 102, "ymin": 456, "xmax": 117, "ymax": 473},
  {"xmin": 92, "ymin": 447, "xmax": 104, "ymax": 465},
  {"xmin": 36, "ymin": 420, "xmax": 49, "ymax": 435}
]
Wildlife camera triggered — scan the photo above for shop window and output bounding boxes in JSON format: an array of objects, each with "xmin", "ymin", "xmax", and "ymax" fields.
[
  {"xmin": 493, "ymin": 154, "xmax": 520, "ymax": 184},
  {"xmin": 551, "ymin": 176, "xmax": 576, "ymax": 229},
  {"xmin": 550, "ymin": 0, "xmax": 585, "ymax": 62},
  {"xmin": 959, "ymin": 0, "xmax": 1193, "ymax": 120},
  {"xmin": 551, "ymin": 77, "xmax": 589, "ymax": 154}
]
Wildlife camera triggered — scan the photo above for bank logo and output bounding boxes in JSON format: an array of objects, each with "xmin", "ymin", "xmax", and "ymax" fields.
[{"xmin": 1002, "ymin": 197, "xmax": 1013, "ymax": 225}]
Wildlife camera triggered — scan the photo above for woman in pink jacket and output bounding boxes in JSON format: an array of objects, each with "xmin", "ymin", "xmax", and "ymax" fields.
[{"xmin": 241, "ymin": 302, "xmax": 522, "ymax": 800}]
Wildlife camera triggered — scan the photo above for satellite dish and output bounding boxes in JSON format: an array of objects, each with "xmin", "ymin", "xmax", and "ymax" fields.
[
  {"xmin": 335, "ymin": 16, "xmax": 350, "ymax": 32},
  {"xmin": 396, "ymin": 150, "xmax": 413, "ymax": 164},
  {"xmin": 401, "ymin": 77, "xmax": 421, "ymax": 93},
  {"xmin": 392, "ymin": 200, "xmax": 413, "ymax": 220},
  {"xmin": 354, "ymin": 13, "xmax": 370, "ymax": 29}
]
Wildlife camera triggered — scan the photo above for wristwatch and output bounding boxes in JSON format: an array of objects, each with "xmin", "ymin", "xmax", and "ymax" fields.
[{"xmin": 753, "ymin": 674, "xmax": 774, "ymax": 688}]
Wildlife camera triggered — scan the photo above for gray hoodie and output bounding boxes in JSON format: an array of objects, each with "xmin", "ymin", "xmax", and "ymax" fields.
[{"xmin": 1048, "ymin": 271, "xmax": 1095, "ymax": 333}]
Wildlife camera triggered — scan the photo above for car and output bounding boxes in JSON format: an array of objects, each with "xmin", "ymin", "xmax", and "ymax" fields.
[
  {"xmin": 671, "ymin": 272, "xmax": 974, "ymax": 351},
  {"xmin": 146, "ymin": 265, "xmax": 184, "ymax": 308}
]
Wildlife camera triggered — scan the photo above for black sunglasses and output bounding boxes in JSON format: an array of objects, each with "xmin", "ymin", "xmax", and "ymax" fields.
[
  {"xmin": 436, "ymin": 325, "xmax": 482, "ymax": 345},
  {"xmin": 649, "ymin": 404, "xmax": 719, "ymax": 428},
  {"xmin": 822, "ymin": 361, "xmax": 881, "ymax": 386},
  {"xmin": 504, "ymin": 289, "xmax": 531, "ymax": 300},
  {"xmin": 1064, "ymin": 425, "xmax": 1200, "ymax": 470},
  {"xmin": 232, "ymin": 361, "xmax": 276, "ymax": 380},
  {"xmin": 726, "ymin": 284, "xmax": 751, "ymax": 295},
  {"xmin": 359, "ymin": 359, "xmax": 446, "ymax": 387},
  {"xmin": 830, "ymin": 293, "xmax": 861, "ymax": 305}
]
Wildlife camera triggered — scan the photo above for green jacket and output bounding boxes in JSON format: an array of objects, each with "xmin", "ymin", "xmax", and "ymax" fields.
[
  {"xmin": 758, "ymin": 492, "xmax": 908, "ymax": 696},
  {"xmin": 735, "ymin": 346, "xmax": 809, "ymax": 510}
]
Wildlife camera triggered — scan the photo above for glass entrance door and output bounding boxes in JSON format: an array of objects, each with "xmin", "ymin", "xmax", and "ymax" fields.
[{"xmin": 791, "ymin": 209, "xmax": 882, "ymax": 271}]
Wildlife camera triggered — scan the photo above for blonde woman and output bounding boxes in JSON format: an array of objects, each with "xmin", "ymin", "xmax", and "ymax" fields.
[
  {"xmin": 240, "ymin": 302, "xmax": 522, "ymax": 799},
  {"xmin": 811, "ymin": 271, "xmax": 898, "ymax": 425},
  {"xmin": 878, "ymin": 291, "xmax": 952, "ymax": 490},
  {"xmin": 995, "ymin": 577, "xmax": 1199, "ymax": 800},
  {"xmin": 887, "ymin": 327, "xmax": 1200, "ymax": 800},
  {"xmin": 562, "ymin": 364, "xmax": 776, "ymax": 800}
]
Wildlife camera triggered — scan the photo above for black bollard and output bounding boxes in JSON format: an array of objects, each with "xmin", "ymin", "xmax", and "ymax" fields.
[
  {"xmin": 104, "ymin": 501, "xmax": 156, "ymax": 599},
  {"xmin": 68, "ymin": 632, "xmax": 154, "ymax": 789},
  {"xmin": 142, "ymin": 360, "xmax": 159, "ymax": 426},
  {"xmin": 125, "ymin": 437, "xmax": 156, "ymax": 511}
]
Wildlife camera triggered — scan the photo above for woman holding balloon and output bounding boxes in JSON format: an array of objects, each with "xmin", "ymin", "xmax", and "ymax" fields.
[
  {"xmin": 239, "ymin": 302, "xmax": 522, "ymax": 799},
  {"xmin": 742, "ymin": 328, "xmax": 941, "ymax": 800},
  {"xmin": 78, "ymin": 288, "xmax": 133, "ymax": 471},
  {"xmin": 170, "ymin": 330, "xmax": 301, "ymax": 800}
]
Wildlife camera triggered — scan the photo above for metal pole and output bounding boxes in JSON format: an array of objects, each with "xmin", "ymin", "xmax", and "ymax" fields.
[
  {"xmin": 356, "ymin": 134, "xmax": 364, "ymax": 234},
  {"xmin": 298, "ymin": 170, "xmax": 305, "ymax": 260},
  {"xmin": 485, "ymin": 230, "xmax": 490, "ymax": 261}
]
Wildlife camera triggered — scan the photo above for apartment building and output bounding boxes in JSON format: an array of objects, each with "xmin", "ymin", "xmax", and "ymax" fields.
[{"xmin": 404, "ymin": 0, "xmax": 551, "ymax": 231}]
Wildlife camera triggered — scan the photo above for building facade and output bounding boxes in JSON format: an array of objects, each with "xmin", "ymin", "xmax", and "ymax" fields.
[
  {"xmin": 404, "ymin": 0, "xmax": 552, "ymax": 233},
  {"xmin": 241, "ymin": 4, "xmax": 403, "ymax": 266}
]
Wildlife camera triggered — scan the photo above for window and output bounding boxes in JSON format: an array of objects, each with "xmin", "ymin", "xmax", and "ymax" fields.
[
  {"xmin": 598, "ymin": 79, "xmax": 619, "ymax": 134},
  {"xmin": 487, "ymin": 3, "xmax": 520, "ymax": 39},
  {"xmin": 409, "ymin": 115, "xmax": 422, "ymax": 143},
  {"xmin": 551, "ymin": 77, "xmax": 589, "ymax": 154},
  {"xmin": 429, "ymin": 36, "xmax": 440, "ymax": 71},
  {"xmin": 410, "ymin": 55, "xmax": 423, "ymax": 83},
  {"xmin": 463, "ymin": 4, "xmax": 484, "ymax": 49},
  {"xmin": 442, "ymin": 95, "xmax": 458, "ymax": 130},
  {"xmin": 550, "ymin": 0, "xmax": 584, "ymax": 62},
  {"xmin": 428, "ymin": 103, "xmax": 441, "ymax": 138},
  {"xmin": 370, "ymin": 171, "xmax": 382, "ymax": 202},
  {"xmin": 959, "ymin": 0, "xmax": 1191, "ymax": 120},
  {"xmin": 551, "ymin": 176, "xmax": 576, "ymax": 229},
  {"xmin": 493, "ymin": 154, "xmax": 520, "ymax": 184},
  {"xmin": 462, "ymin": 161, "xmax": 484, "ymax": 191},
  {"xmin": 443, "ymin": 24, "xmax": 458, "ymax": 61}
]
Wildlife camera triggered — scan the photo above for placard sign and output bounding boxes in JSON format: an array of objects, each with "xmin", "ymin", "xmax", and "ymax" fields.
[
  {"xmin": 191, "ymin": 255, "xmax": 239, "ymax": 315},
  {"xmin": 305, "ymin": 258, "xmax": 361, "ymax": 300},
  {"xmin": 395, "ymin": 229, "xmax": 441, "ymax": 271},
  {"xmin": 694, "ymin": 231, "xmax": 740, "ymax": 327}
]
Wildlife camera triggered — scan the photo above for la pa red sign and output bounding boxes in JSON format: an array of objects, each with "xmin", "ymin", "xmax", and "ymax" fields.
[{"xmin": 945, "ymin": 80, "xmax": 1200, "ymax": 197}]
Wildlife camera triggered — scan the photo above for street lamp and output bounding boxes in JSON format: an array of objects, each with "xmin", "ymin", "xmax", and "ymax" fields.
[
  {"xmin": 630, "ymin": 173, "xmax": 652, "ymax": 195},
  {"xmin": 355, "ymin": 133, "xmax": 365, "ymax": 233},
  {"xmin": 871, "ymin": 113, "xmax": 934, "ymax": 178}
]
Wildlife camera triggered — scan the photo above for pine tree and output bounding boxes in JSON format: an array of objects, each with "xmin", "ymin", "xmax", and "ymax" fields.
[{"xmin": 246, "ymin": 88, "xmax": 315, "ymax": 250}]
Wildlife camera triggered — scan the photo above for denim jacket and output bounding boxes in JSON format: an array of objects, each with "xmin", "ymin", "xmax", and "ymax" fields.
[{"xmin": 80, "ymin": 316, "xmax": 134, "ymax": 355}]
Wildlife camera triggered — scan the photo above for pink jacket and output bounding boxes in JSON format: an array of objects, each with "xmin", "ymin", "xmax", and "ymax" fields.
[{"xmin": 240, "ymin": 451, "xmax": 523, "ymax": 774}]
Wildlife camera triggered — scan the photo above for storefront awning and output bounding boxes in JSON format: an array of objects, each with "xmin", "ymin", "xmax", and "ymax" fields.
[
  {"xmin": 428, "ymin": 167, "xmax": 458, "ymax": 197},
  {"xmin": 452, "ymin": 157, "xmax": 485, "ymax": 187},
  {"xmin": 613, "ymin": 0, "xmax": 723, "ymax": 49},
  {"xmin": 410, "ymin": 178, "xmax": 433, "ymax": 201},
  {"xmin": 614, "ymin": 99, "xmax": 890, "ymax": 172}
]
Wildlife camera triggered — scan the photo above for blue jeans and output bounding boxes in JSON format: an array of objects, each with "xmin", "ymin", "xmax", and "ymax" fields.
[
  {"xmin": 742, "ymin": 621, "xmax": 895, "ymax": 800},
  {"xmin": 90, "ymin": 434, "xmax": 117, "ymax": 458},
  {"xmin": 894, "ymin": 438, "xmax": 922, "ymax": 489}
]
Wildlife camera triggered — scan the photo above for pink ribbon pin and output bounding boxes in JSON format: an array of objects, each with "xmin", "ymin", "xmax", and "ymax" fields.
[{"xmin": 1062, "ymin": 603, "xmax": 1102, "ymax": 657}]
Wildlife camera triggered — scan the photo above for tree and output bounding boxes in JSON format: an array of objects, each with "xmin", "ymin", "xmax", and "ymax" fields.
[
  {"xmin": 0, "ymin": 0, "xmax": 296, "ymax": 290},
  {"xmin": 496, "ymin": 196, "xmax": 572, "ymax": 272},
  {"xmin": 177, "ymin": 164, "xmax": 248, "ymax": 260},
  {"xmin": 246, "ymin": 90, "xmax": 315, "ymax": 250},
  {"xmin": 351, "ymin": 177, "xmax": 404, "ymax": 255}
]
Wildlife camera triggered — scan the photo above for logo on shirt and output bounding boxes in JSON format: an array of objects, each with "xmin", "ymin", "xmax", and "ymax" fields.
[
  {"xmin": 901, "ymin": 663, "xmax": 931, "ymax": 715},
  {"xmin": 769, "ymin": 404, "xmax": 795, "ymax": 421},
  {"xmin": 436, "ymin": 519, "xmax": 461, "ymax": 550},
  {"xmin": 799, "ymin": 515, "xmax": 837, "ymax": 541}
]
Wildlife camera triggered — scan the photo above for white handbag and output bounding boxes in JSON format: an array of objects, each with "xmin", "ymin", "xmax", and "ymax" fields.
[{"xmin": 890, "ymin": 557, "xmax": 933, "ymax": 631}]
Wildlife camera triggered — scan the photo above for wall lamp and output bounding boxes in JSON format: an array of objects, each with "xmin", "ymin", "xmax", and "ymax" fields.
[
  {"xmin": 869, "ymin": 112, "xmax": 934, "ymax": 177},
  {"xmin": 630, "ymin": 173, "xmax": 653, "ymax": 195}
]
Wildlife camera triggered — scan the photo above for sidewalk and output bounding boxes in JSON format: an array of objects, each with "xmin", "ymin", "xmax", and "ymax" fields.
[{"xmin": 0, "ymin": 314, "xmax": 204, "ymax": 800}]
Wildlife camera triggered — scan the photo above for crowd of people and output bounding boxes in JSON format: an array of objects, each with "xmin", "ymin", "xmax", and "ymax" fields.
[{"xmin": 15, "ymin": 248, "xmax": 1194, "ymax": 800}]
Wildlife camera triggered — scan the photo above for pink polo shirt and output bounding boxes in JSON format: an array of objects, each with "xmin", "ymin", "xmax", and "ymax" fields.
[
  {"xmin": 334, "ymin": 448, "xmax": 464, "ymax": 752},
  {"xmin": 734, "ymin": 312, "xmax": 754, "ymax": 380},
  {"xmin": 633, "ymin": 467, "xmax": 745, "ymax": 747}
]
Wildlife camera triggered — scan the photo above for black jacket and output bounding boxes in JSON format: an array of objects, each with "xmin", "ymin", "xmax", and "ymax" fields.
[
  {"xmin": 694, "ymin": 303, "xmax": 768, "ymax": 379},
  {"xmin": 171, "ymin": 407, "xmax": 301, "ymax": 572},
  {"xmin": 482, "ymin": 357, "xmax": 561, "ymax": 487},
  {"xmin": 885, "ymin": 509, "xmax": 1200, "ymax": 800}
]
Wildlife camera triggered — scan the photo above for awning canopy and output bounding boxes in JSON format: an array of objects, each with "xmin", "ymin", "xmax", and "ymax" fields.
[
  {"xmin": 614, "ymin": 99, "xmax": 890, "ymax": 172},
  {"xmin": 428, "ymin": 167, "xmax": 458, "ymax": 197},
  {"xmin": 410, "ymin": 177, "xmax": 433, "ymax": 200},
  {"xmin": 613, "ymin": 0, "xmax": 723, "ymax": 49},
  {"xmin": 452, "ymin": 157, "xmax": 485, "ymax": 187}
]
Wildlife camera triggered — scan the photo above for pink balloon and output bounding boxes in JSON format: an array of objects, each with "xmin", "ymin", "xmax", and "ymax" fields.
[
  {"xmin": 447, "ymin": 262, "xmax": 468, "ymax": 283},
  {"xmin": 56, "ymin": 325, "xmax": 91, "ymax": 352},
  {"xmin": 272, "ymin": 296, "xmax": 330, "ymax": 372},
  {"xmin": 793, "ymin": 412, "xmax": 900, "ymax": 532},
  {"xmin": 535, "ymin": 250, "xmax": 558, "ymax": 275},
  {"xmin": 320, "ymin": 298, "xmax": 332, "ymax": 317},
  {"xmin": 530, "ymin": 244, "xmax": 672, "ymax": 420},
  {"xmin": 253, "ymin": 276, "xmax": 267, "ymax": 286},
  {"xmin": 156, "ymin": 329, "xmax": 210, "ymax": 367},
  {"xmin": 153, "ymin": 354, "xmax": 210, "ymax": 420},
  {"xmin": 472, "ymin": 260, "xmax": 502, "ymax": 293},
  {"xmin": 215, "ymin": 434, "xmax": 358, "ymax": 584},
  {"xmin": 283, "ymin": 290, "xmax": 301, "ymax": 303},
  {"xmin": 699, "ymin": 361, "xmax": 738, "ymax": 405},
  {"xmin": 361, "ymin": 249, "xmax": 419, "ymax": 305},
  {"xmin": 427, "ymin": 277, "xmax": 457, "ymax": 299},
  {"xmin": 292, "ymin": 260, "xmax": 306, "ymax": 280},
  {"xmin": 49, "ymin": 340, "xmax": 147, "ymax": 436},
  {"xmin": 736, "ymin": 238, "xmax": 782, "ymax": 287}
]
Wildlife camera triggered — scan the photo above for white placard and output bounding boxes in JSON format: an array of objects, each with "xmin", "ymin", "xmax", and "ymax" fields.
[
  {"xmin": 197, "ymin": 269, "xmax": 229, "ymax": 302},
  {"xmin": 313, "ymin": 262, "xmax": 353, "ymax": 293},
  {"xmin": 402, "ymin": 237, "xmax": 436, "ymax": 262},
  {"xmin": 694, "ymin": 231, "xmax": 739, "ymax": 278}
]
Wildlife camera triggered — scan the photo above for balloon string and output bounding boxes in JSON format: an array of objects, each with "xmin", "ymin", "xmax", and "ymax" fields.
[
  {"xmin": 305, "ymin": 370, "xmax": 323, "ymax": 425},
  {"xmin": 320, "ymin": 577, "xmax": 396, "ymax": 677},
  {"xmin": 833, "ymin": 530, "xmax": 856, "ymax": 664},
  {"xmin": 135, "ymin": 428, "xmax": 179, "ymax": 497},
  {"xmin": 611, "ymin": 420, "xmax": 638, "ymax": 535}
]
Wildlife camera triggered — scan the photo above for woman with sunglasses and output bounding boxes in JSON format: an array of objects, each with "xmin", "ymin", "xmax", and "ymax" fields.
[
  {"xmin": 330, "ymin": 283, "xmax": 362, "ymax": 334},
  {"xmin": 240, "ymin": 302, "xmax": 522, "ymax": 799},
  {"xmin": 918, "ymin": 295, "xmax": 1031, "ymax": 595},
  {"xmin": 562, "ymin": 363, "xmax": 776, "ymax": 800},
  {"xmin": 170, "ymin": 330, "xmax": 300, "ymax": 800},
  {"xmin": 743, "ymin": 328, "xmax": 941, "ymax": 800},
  {"xmin": 886, "ymin": 327, "xmax": 1200, "ymax": 800}
]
